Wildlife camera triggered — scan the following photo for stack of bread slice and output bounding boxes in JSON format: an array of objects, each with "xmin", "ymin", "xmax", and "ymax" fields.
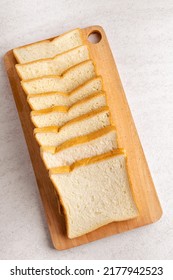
[{"xmin": 13, "ymin": 28, "xmax": 139, "ymax": 239}]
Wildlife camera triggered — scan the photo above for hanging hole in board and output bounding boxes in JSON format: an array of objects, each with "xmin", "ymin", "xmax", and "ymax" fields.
[{"xmin": 88, "ymin": 31, "xmax": 102, "ymax": 44}]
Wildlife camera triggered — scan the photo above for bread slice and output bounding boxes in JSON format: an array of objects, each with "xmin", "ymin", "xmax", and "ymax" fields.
[
  {"xmin": 41, "ymin": 127, "xmax": 117, "ymax": 169},
  {"xmin": 27, "ymin": 76, "xmax": 103, "ymax": 110},
  {"xmin": 13, "ymin": 28, "xmax": 83, "ymax": 63},
  {"xmin": 34, "ymin": 107, "xmax": 110, "ymax": 146},
  {"xmin": 31, "ymin": 92, "xmax": 106, "ymax": 127},
  {"xmin": 49, "ymin": 150, "xmax": 139, "ymax": 239},
  {"xmin": 21, "ymin": 60, "xmax": 96, "ymax": 95},
  {"xmin": 16, "ymin": 45, "xmax": 89, "ymax": 80}
]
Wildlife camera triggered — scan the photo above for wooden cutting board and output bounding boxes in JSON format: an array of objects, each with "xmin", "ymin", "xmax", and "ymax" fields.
[{"xmin": 4, "ymin": 25, "xmax": 162, "ymax": 250}]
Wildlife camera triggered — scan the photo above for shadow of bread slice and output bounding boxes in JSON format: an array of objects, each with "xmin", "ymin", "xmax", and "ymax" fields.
[
  {"xmin": 41, "ymin": 126, "xmax": 117, "ymax": 169},
  {"xmin": 49, "ymin": 150, "xmax": 139, "ymax": 239},
  {"xmin": 27, "ymin": 77, "xmax": 103, "ymax": 110},
  {"xmin": 13, "ymin": 28, "xmax": 83, "ymax": 63},
  {"xmin": 21, "ymin": 60, "xmax": 96, "ymax": 95},
  {"xmin": 34, "ymin": 107, "xmax": 110, "ymax": 146},
  {"xmin": 31, "ymin": 92, "xmax": 106, "ymax": 127},
  {"xmin": 15, "ymin": 45, "xmax": 89, "ymax": 80}
]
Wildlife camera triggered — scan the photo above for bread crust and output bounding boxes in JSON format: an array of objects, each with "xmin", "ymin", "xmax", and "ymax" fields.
[
  {"xmin": 49, "ymin": 149, "xmax": 125, "ymax": 174},
  {"xmin": 15, "ymin": 45, "xmax": 90, "ymax": 80},
  {"xmin": 41, "ymin": 126, "xmax": 116, "ymax": 154},
  {"xmin": 21, "ymin": 60, "xmax": 96, "ymax": 95},
  {"xmin": 34, "ymin": 107, "xmax": 110, "ymax": 134},
  {"xmin": 31, "ymin": 91, "xmax": 105, "ymax": 116},
  {"xmin": 13, "ymin": 28, "xmax": 82, "ymax": 63}
]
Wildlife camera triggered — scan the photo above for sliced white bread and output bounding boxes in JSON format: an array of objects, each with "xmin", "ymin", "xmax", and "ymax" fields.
[
  {"xmin": 34, "ymin": 107, "xmax": 110, "ymax": 146},
  {"xmin": 27, "ymin": 76, "xmax": 103, "ymax": 110},
  {"xmin": 50, "ymin": 150, "xmax": 139, "ymax": 239},
  {"xmin": 41, "ymin": 127, "xmax": 117, "ymax": 169},
  {"xmin": 21, "ymin": 60, "xmax": 96, "ymax": 95},
  {"xmin": 31, "ymin": 92, "xmax": 106, "ymax": 128},
  {"xmin": 13, "ymin": 28, "xmax": 83, "ymax": 63},
  {"xmin": 16, "ymin": 45, "xmax": 89, "ymax": 80}
]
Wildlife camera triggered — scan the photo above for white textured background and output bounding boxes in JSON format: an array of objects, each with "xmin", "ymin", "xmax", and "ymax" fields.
[{"xmin": 0, "ymin": 0, "xmax": 173, "ymax": 259}]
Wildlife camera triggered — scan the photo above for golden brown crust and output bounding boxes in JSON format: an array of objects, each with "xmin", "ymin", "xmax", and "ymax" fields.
[
  {"xmin": 31, "ymin": 105, "xmax": 68, "ymax": 116},
  {"xmin": 60, "ymin": 106, "xmax": 109, "ymax": 131},
  {"xmin": 41, "ymin": 126, "xmax": 116, "ymax": 154},
  {"xmin": 34, "ymin": 126, "xmax": 59, "ymax": 134},
  {"xmin": 13, "ymin": 28, "xmax": 82, "ymax": 63},
  {"xmin": 31, "ymin": 91, "xmax": 105, "ymax": 116},
  {"xmin": 21, "ymin": 59, "xmax": 95, "ymax": 95},
  {"xmin": 27, "ymin": 91, "xmax": 67, "ymax": 99},
  {"xmin": 27, "ymin": 76, "xmax": 103, "ymax": 99},
  {"xmin": 16, "ymin": 45, "xmax": 89, "ymax": 67},
  {"xmin": 65, "ymin": 91, "xmax": 105, "ymax": 111},
  {"xmin": 52, "ymin": 187, "xmax": 64, "ymax": 216},
  {"xmin": 21, "ymin": 59, "xmax": 93, "ymax": 83},
  {"xmin": 49, "ymin": 149, "xmax": 125, "ymax": 175},
  {"xmin": 33, "ymin": 106, "xmax": 109, "ymax": 134}
]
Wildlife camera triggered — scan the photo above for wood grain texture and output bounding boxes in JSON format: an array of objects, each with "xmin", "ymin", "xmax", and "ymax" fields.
[{"xmin": 4, "ymin": 25, "xmax": 162, "ymax": 250}]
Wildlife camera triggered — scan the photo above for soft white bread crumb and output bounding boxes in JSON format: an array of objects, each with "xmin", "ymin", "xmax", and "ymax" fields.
[
  {"xmin": 21, "ymin": 60, "xmax": 96, "ymax": 95},
  {"xmin": 35, "ymin": 109, "xmax": 110, "ymax": 146},
  {"xmin": 31, "ymin": 93, "xmax": 106, "ymax": 127},
  {"xmin": 50, "ymin": 153, "xmax": 139, "ymax": 238},
  {"xmin": 41, "ymin": 129, "xmax": 117, "ymax": 169},
  {"xmin": 27, "ymin": 77, "xmax": 103, "ymax": 110},
  {"xmin": 16, "ymin": 45, "xmax": 89, "ymax": 80},
  {"xmin": 13, "ymin": 29, "xmax": 83, "ymax": 63}
]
